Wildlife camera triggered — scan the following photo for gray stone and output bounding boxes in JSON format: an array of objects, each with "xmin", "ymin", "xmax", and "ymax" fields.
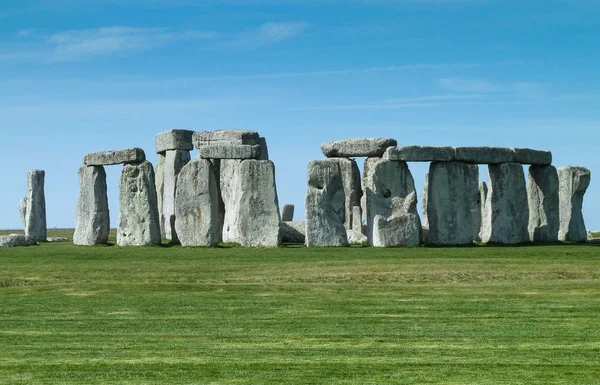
[
  {"xmin": 281, "ymin": 221, "xmax": 306, "ymax": 244},
  {"xmin": 330, "ymin": 158, "xmax": 362, "ymax": 230},
  {"xmin": 174, "ymin": 159, "xmax": 220, "ymax": 246},
  {"xmin": 155, "ymin": 153, "xmax": 166, "ymax": 237},
  {"xmin": 19, "ymin": 197, "xmax": 27, "ymax": 228},
  {"xmin": 84, "ymin": 148, "xmax": 146, "ymax": 166},
  {"xmin": 193, "ymin": 129, "xmax": 259, "ymax": 148},
  {"xmin": 258, "ymin": 137, "xmax": 269, "ymax": 161},
  {"xmin": 385, "ymin": 146, "xmax": 455, "ymax": 162},
  {"xmin": 281, "ymin": 204, "xmax": 295, "ymax": 222},
  {"xmin": 421, "ymin": 173, "xmax": 429, "ymax": 230},
  {"xmin": 73, "ymin": 166, "xmax": 110, "ymax": 245},
  {"xmin": 347, "ymin": 206, "xmax": 367, "ymax": 244},
  {"xmin": 0, "ymin": 234, "xmax": 37, "ymax": 247},
  {"xmin": 305, "ymin": 160, "xmax": 349, "ymax": 247},
  {"xmin": 117, "ymin": 161, "xmax": 161, "ymax": 246},
  {"xmin": 477, "ymin": 181, "xmax": 488, "ymax": 242},
  {"xmin": 236, "ymin": 160, "xmax": 281, "ymax": 247},
  {"xmin": 365, "ymin": 159, "xmax": 421, "ymax": 247},
  {"xmin": 24, "ymin": 170, "xmax": 46, "ymax": 242},
  {"xmin": 199, "ymin": 144, "xmax": 261, "ymax": 160},
  {"xmin": 321, "ymin": 138, "xmax": 397, "ymax": 158},
  {"xmin": 161, "ymin": 149, "xmax": 191, "ymax": 242},
  {"xmin": 481, "ymin": 163, "xmax": 529, "ymax": 244},
  {"xmin": 155, "ymin": 129, "xmax": 194, "ymax": 153},
  {"xmin": 527, "ymin": 165, "xmax": 559, "ymax": 242},
  {"xmin": 469, "ymin": 165, "xmax": 481, "ymax": 242},
  {"xmin": 220, "ymin": 159, "xmax": 243, "ymax": 243},
  {"xmin": 454, "ymin": 147, "xmax": 515, "ymax": 164},
  {"xmin": 514, "ymin": 148, "xmax": 552, "ymax": 166},
  {"xmin": 427, "ymin": 162, "xmax": 475, "ymax": 246},
  {"xmin": 558, "ymin": 166, "xmax": 591, "ymax": 242}
]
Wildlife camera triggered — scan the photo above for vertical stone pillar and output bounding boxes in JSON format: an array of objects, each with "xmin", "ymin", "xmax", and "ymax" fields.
[
  {"xmin": 73, "ymin": 166, "xmax": 110, "ymax": 245},
  {"xmin": 558, "ymin": 166, "xmax": 591, "ymax": 242},
  {"xmin": 469, "ymin": 165, "xmax": 481, "ymax": 242},
  {"xmin": 477, "ymin": 181, "xmax": 488, "ymax": 242},
  {"xmin": 220, "ymin": 159, "xmax": 243, "ymax": 243},
  {"xmin": 481, "ymin": 163, "xmax": 529, "ymax": 244},
  {"xmin": 155, "ymin": 153, "xmax": 166, "ymax": 236},
  {"xmin": 281, "ymin": 204, "xmax": 295, "ymax": 222},
  {"xmin": 330, "ymin": 158, "xmax": 362, "ymax": 230},
  {"xmin": 24, "ymin": 170, "xmax": 47, "ymax": 242},
  {"xmin": 527, "ymin": 165, "xmax": 559, "ymax": 242}
]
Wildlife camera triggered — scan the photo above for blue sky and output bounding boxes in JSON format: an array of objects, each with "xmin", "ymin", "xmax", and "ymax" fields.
[{"xmin": 1, "ymin": 0, "xmax": 599, "ymax": 230}]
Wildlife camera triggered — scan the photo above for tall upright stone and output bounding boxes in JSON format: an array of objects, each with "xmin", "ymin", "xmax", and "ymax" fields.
[
  {"xmin": 330, "ymin": 158, "xmax": 362, "ymax": 230},
  {"xmin": 155, "ymin": 153, "xmax": 166, "ymax": 236},
  {"xmin": 305, "ymin": 160, "xmax": 348, "ymax": 247},
  {"xmin": 73, "ymin": 166, "xmax": 110, "ymax": 245},
  {"xmin": 24, "ymin": 170, "xmax": 46, "ymax": 242},
  {"xmin": 478, "ymin": 181, "xmax": 488, "ymax": 242},
  {"xmin": 347, "ymin": 205, "xmax": 367, "ymax": 244},
  {"xmin": 528, "ymin": 165, "xmax": 559, "ymax": 242},
  {"xmin": 427, "ymin": 162, "xmax": 475, "ymax": 246},
  {"xmin": 220, "ymin": 159, "xmax": 243, "ymax": 243},
  {"xmin": 117, "ymin": 161, "xmax": 161, "ymax": 246},
  {"xmin": 161, "ymin": 150, "xmax": 191, "ymax": 242},
  {"xmin": 481, "ymin": 163, "xmax": 529, "ymax": 244},
  {"xmin": 558, "ymin": 166, "xmax": 591, "ymax": 242},
  {"xmin": 236, "ymin": 160, "xmax": 281, "ymax": 247},
  {"xmin": 421, "ymin": 173, "xmax": 429, "ymax": 230},
  {"xmin": 469, "ymin": 165, "xmax": 481, "ymax": 242},
  {"xmin": 281, "ymin": 204, "xmax": 295, "ymax": 222},
  {"xmin": 365, "ymin": 159, "xmax": 421, "ymax": 247},
  {"xmin": 19, "ymin": 197, "xmax": 27, "ymax": 228},
  {"xmin": 174, "ymin": 159, "xmax": 220, "ymax": 246}
]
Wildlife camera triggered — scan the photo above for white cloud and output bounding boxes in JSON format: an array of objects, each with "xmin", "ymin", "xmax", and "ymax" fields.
[
  {"xmin": 290, "ymin": 94, "xmax": 492, "ymax": 110},
  {"xmin": 438, "ymin": 77, "xmax": 546, "ymax": 99},
  {"xmin": 17, "ymin": 29, "xmax": 34, "ymax": 38},
  {"xmin": 230, "ymin": 21, "xmax": 308, "ymax": 48}
]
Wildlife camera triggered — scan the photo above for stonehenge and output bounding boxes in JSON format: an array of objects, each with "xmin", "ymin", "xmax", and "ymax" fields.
[
  {"xmin": 527, "ymin": 165, "xmax": 559, "ymax": 242},
  {"xmin": 73, "ymin": 165, "xmax": 110, "ymax": 245},
  {"xmin": 23, "ymin": 170, "xmax": 47, "ymax": 242},
  {"xmin": 558, "ymin": 166, "xmax": 591, "ymax": 242},
  {"xmin": 281, "ymin": 204, "xmax": 295, "ymax": 222}
]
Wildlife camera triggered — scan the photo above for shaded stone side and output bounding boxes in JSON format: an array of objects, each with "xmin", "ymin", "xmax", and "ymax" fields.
[
  {"xmin": 281, "ymin": 221, "xmax": 306, "ymax": 244},
  {"xmin": 117, "ymin": 161, "xmax": 161, "ymax": 246},
  {"xmin": 558, "ymin": 166, "xmax": 591, "ymax": 242},
  {"xmin": 527, "ymin": 165, "xmax": 559, "ymax": 242},
  {"xmin": 161, "ymin": 149, "xmax": 191, "ymax": 242},
  {"xmin": 25, "ymin": 170, "xmax": 47, "ymax": 242},
  {"xmin": 477, "ymin": 181, "xmax": 488, "ymax": 242},
  {"xmin": 281, "ymin": 204, "xmax": 295, "ymax": 222},
  {"xmin": 330, "ymin": 158, "xmax": 362, "ymax": 230},
  {"xmin": 73, "ymin": 165, "xmax": 110, "ymax": 245},
  {"xmin": 469, "ymin": 165, "xmax": 481, "ymax": 242},
  {"xmin": 155, "ymin": 153, "xmax": 166, "ymax": 237}
]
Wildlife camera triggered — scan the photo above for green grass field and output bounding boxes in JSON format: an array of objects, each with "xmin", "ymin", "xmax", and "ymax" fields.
[{"xmin": 1, "ymin": 229, "xmax": 599, "ymax": 384}]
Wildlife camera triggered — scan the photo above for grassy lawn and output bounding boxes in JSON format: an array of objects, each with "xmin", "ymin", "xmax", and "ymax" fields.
[{"xmin": 0, "ymin": 230, "xmax": 599, "ymax": 384}]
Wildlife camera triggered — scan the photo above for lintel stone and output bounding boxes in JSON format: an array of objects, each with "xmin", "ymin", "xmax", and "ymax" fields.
[{"xmin": 84, "ymin": 148, "xmax": 146, "ymax": 166}]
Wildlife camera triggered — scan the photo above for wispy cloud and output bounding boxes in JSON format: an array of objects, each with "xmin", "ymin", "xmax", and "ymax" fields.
[
  {"xmin": 438, "ymin": 77, "xmax": 546, "ymax": 99},
  {"xmin": 229, "ymin": 21, "xmax": 308, "ymax": 48},
  {"xmin": 290, "ymin": 94, "xmax": 490, "ymax": 110}
]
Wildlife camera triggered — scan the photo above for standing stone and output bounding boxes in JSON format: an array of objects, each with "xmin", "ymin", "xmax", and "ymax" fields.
[
  {"xmin": 558, "ymin": 166, "xmax": 591, "ymax": 242},
  {"xmin": 478, "ymin": 181, "xmax": 488, "ymax": 242},
  {"xmin": 305, "ymin": 160, "xmax": 348, "ymax": 247},
  {"xmin": 174, "ymin": 159, "xmax": 220, "ymax": 246},
  {"xmin": 161, "ymin": 149, "xmax": 191, "ymax": 242},
  {"xmin": 220, "ymin": 159, "xmax": 243, "ymax": 243},
  {"xmin": 236, "ymin": 160, "xmax": 281, "ymax": 247},
  {"xmin": 365, "ymin": 159, "xmax": 421, "ymax": 247},
  {"xmin": 24, "ymin": 170, "xmax": 46, "ymax": 242},
  {"xmin": 330, "ymin": 158, "xmax": 362, "ymax": 230},
  {"xmin": 427, "ymin": 162, "xmax": 475, "ymax": 246},
  {"xmin": 527, "ymin": 165, "xmax": 559, "ymax": 242},
  {"xmin": 422, "ymin": 173, "xmax": 429, "ymax": 230},
  {"xmin": 469, "ymin": 165, "xmax": 482, "ymax": 242},
  {"xmin": 347, "ymin": 205, "xmax": 367, "ymax": 244},
  {"xmin": 281, "ymin": 204, "xmax": 295, "ymax": 222},
  {"xmin": 73, "ymin": 166, "xmax": 110, "ymax": 245},
  {"xmin": 481, "ymin": 163, "xmax": 529, "ymax": 244},
  {"xmin": 19, "ymin": 197, "xmax": 27, "ymax": 228},
  {"xmin": 155, "ymin": 153, "xmax": 166, "ymax": 237},
  {"xmin": 117, "ymin": 161, "xmax": 161, "ymax": 246}
]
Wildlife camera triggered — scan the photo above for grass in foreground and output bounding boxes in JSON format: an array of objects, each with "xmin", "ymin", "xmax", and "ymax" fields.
[{"xmin": 0, "ymin": 232, "xmax": 599, "ymax": 384}]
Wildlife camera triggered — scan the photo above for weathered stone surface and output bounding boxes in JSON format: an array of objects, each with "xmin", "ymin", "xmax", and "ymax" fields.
[
  {"xmin": 305, "ymin": 160, "xmax": 348, "ymax": 247},
  {"xmin": 528, "ymin": 165, "xmax": 559, "ymax": 242},
  {"xmin": 321, "ymin": 138, "xmax": 397, "ymax": 158},
  {"xmin": 477, "ymin": 181, "xmax": 488, "ymax": 242},
  {"xmin": 347, "ymin": 206, "xmax": 367, "ymax": 244},
  {"xmin": 454, "ymin": 147, "xmax": 515, "ymax": 164},
  {"xmin": 193, "ymin": 130, "xmax": 259, "ymax": 148},
  {"xmin": 84, "ymin": 148, "xmax": 146, "ymax": 166},
  {"xmin": 155, "ymin": 129, "xmax": 194, "ymax": 153},
  {"xmin": 481, "ymin": 163, "xmax": 529, "ymax": 244},
  {"xmin": 174, "ymin": 159, "xmax": 220, "ymax": 246},
  {"xmin": 19, "ymin": 197, "xmax": 27, "ymax": 228},
  {"xmin": 155, "ymin": 153, "xmax": 166, "ymax": 237},
  {"xmin": 73, "ymin": 166, "xmax": 110, "ymax": 245},
  {"xmin": 281, "ymin": 204, "xmax": 295, "ymax": 222},
  {"xmin": 514, "ymin": 148, "xmax": 552, "ymax": 166},
  {"xmin": 365, "ymin": 159, "xmax": 421, "ymax": 247},
  {"xmin": 427, "ymin": 162, "xmax": 475, "ymax": 246},
  {"xmin": 161, "ymin": 149, "xmax": 191, "ymax": 242},
  {"xmin": 258, "ymin": 137, "xmax": 269, "ymax": 161},
  {"xmin": 421, "ymin": 173, "xmax": 429, "ymax": 230},
  {"xmin": 385, "ymin": 146, "xmax": 455, "ymax": 162},
  {"xmin": 0, "ymin": 234, "xmax": 37, "ymax": 247},
  {"xmin": 117, "ymin": 161, "xmax": 161, "ymax": 246},
  {"xmin": 236, "ymin": 160, "xmax": 281, "ymax": 247},
  {"xmin": 199, "ymin": 144, "xmax": 261, "ymax": 160},
  {"xmin": 281, "ymin": 221, "xmax": 306, "ymax": 244},
  {"xmin": 558, "ymin": 166, "xmax": 591, "ymax": 242},
  {"xmin": 220, "ymin": 159, "xmax": 243, "ymax": 243},
  {"xmin": 24, "ymin": 170, "xmax": 46, "ymax": 242},
  {"xmin": 469, "ymin": 165, "xmax": 481, "ymax": 242},
  {"xmin": 330, "ymin": 158, "xmax": 362, "ymax": 230}
]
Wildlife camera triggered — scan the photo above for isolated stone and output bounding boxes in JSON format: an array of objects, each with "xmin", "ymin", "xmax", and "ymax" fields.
[
  {"xmin": 347, "ymin": 205, "xmax": 367, "ymax": 244},
  {"xmin": 321, "ymin": 138, "xmax": 397, "ymax": 158},
  {"xmin": 558, "ymin": 166, "xmax": 591, "ymax": 242},
  {"xmin": 193, "ymin": 130, "xmax": 259, "ymax": 148},
  {"xmin": 427, "ymin": 162, "xmax": 475, "ymax": 245},
  {"xmin": 199, "ymin": 144, "xmax": 261, "ymax": 160},
  {"xmin": 84, "ymin": 148, "xmax": 146, "ymax": 166},
  {"xmin": 481, "ymin": 163, "xmax": 529, "ymax": 244},
  {"xmin": 236, "ymin": 160, "xmax": 281, "ymax": 247},
  {"xmin": 365, "ymin": 159, "xmax": 421, "ymax": 247},
  {"xmin": 155, "ymin": 129, "xmax": 194, "ymax": 153},
  {"xmin": 117, "ymin": 161, "xmax": 161, "ymax": 246},
  {"xmin": 161, "ymin": 149, "xmax": 191, "ymax": 242},
  {"xmin": 385, "ymin": 146, "xmax": 455, "ymax": 162},
  {"xmin": 73, "ymin": 166, "xmax": 110, "ymax": 245},
  {"xmin": 478, "ymin": 181, "xmax": 488, "ymax": 242},
  {"xmin": 469, "ymin": 165, "xmax": 481, "ymax": 242},
  {"xmin": 305, "ymin": 160, "xmax": 348, "ymax": 247},
  {"xmin": 281, "ymin": 204, "xmax": 295, "ymax": 222},
  {"xmin": 19, "ymin": 197, "xmax": 27, "ymax": 228},
  {"xmin": 258, "ymin": 137, "xmax": 269, "ymax": 160},
  {"xmin": 527, "ymin": 165, "xmax": 559, "ymax": 242},
  {"xmin": 220, "ymin": 159, "xmax": 243, "ymax": 243},
  {"xmin": 24, "ymin": 170, "xmax": 46, "ymax": 242},
  {"xmin": 0, "ymin": 234, "xmax": 37, "ymax": 247},
  {"xmin": 330, "ymin": 158, "xmax": 362, "ymax": 230},
  {"xmin": 155, "ymin": 153, "xmax": 166, "ymax": 236},
  {"xmin": 281, "ymin": 221, "xmax": 306, "ymax": 244},
  {"xmin": 174, "ymin": 159, "xmax": 220, "ymax": 246}
]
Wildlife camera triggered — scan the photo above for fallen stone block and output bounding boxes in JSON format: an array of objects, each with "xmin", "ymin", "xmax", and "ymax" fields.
[
  {"xmin": 73, "ymin": 165, "xmax": 110, "ymax": 245},
  {"xmin": 321, "ymin": 138, "xmax": 397, "ymax": 158},
  {"xmin": 281, "ymin": 221, "xmax": 306, "ymax": 244},
  {"xmin": 199, "ymin": 144, "xmax": 261, "ymax": 160},
  {"xmin": 558, "ymin": 166, "xmax": 591, "ymax": 242},
  {"xmin": 528, "ymin": 165, "xmax": 559, "ymax": 242},
  {"xmin": 84, "ymin": 148, "xmax": 146, "ymax": 166},
  {"xmin": 384, "ymin": 146, "xmax": 455, "ymax": 162},
  {"xmin": 155, "ymin": 129, "xmax": 194, "ymax": 153},
  {"xmin": 0, "ymin": 234, "xmax": 37, "ymax": 247}
]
